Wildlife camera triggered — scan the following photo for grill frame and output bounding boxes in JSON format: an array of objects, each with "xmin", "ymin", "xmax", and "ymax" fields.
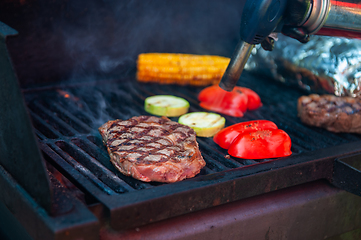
[{"xmin": 22, "ymin": 72, "xmax": 361, "ymax": 230}]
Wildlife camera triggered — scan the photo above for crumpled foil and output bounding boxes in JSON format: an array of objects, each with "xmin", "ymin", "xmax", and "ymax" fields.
[{"xmin": 245, "ymin": 34, "xmax": 361, "ymax": 97}]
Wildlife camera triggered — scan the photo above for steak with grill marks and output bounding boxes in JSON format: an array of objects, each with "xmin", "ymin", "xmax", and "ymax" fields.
[
  {"xmin": 298, "ymin": 94, "xmax": 361, "ymax": 133},
  {"xmin": 98, "ymin": 115, "xmax": 206, "ymax": 183}
]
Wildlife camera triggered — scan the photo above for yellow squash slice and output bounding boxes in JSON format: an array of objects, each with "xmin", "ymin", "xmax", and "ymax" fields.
[{"xmin": 178, "ymin": 112, "xmax": 225, "ymax": 137}]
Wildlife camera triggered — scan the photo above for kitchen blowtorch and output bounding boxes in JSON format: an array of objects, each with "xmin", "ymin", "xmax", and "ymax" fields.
[{"xmin": 219, "ymin": 0, "xmax": 361, "ymax": 91}]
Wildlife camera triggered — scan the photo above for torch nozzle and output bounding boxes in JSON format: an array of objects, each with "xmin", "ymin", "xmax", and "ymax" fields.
[{"xmin": 219, "ymin": 40, "xmax": 254, "ymax": 91}]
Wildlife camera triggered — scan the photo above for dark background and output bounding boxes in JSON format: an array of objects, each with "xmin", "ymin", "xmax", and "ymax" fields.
[{"xmin": 0, "ymin": 0, "xmax": 244, "ymax": 87}]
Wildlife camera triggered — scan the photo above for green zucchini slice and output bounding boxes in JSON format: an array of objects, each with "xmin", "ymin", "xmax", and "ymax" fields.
[{"xmin": 145, "ymin": 95, "xmax": 190, "ymax": 117}]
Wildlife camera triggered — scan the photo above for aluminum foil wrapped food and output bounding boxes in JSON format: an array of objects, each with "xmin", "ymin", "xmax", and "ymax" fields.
[{"xmin": 245, "ymin": 35, "xmax": 361, "ymax": 97}]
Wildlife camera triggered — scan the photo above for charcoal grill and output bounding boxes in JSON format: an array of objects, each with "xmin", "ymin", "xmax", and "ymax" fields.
[{"xmin": 1, "ymin": 1, "xmax": 361, "ymax": 239}]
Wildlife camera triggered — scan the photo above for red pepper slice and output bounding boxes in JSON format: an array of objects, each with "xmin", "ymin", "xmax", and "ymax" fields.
[
  {"xmin": 235, "ymin": 87, "xmax": 263, "ymax": 111},
  {"xmin": 198, "ymin": 85, "xmax": 262, "ymax": 117},
  {"xmin": 198, "ymin": 85, "xmax": 248, "ymax": 117},
  {"xmin": 228, "ymin": 129, "xmax": 292, "ymax": 159},
  {"xmin": 213, "ymin": 120, "xmax": 278, "ymax": 149}
]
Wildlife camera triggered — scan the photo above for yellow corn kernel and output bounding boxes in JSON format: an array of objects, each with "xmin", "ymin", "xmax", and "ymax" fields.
[{"xmin": 136, "ymin": 53, "xmax": 230, "ymax": 86}]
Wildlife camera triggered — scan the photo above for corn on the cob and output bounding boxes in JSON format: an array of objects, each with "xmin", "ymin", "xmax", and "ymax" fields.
[{"xmin": 136, "ymin": 53, "xmax": 230, "ymax": 86}]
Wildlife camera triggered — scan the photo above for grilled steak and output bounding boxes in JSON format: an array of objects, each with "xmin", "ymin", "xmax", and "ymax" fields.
[
  {"xmin": 298, "ymin": 94, "xmax": 361, "ymax": 133},
  {"xmin": 98, "ymin": 115, "xmax": 206, "ymax": 183}
]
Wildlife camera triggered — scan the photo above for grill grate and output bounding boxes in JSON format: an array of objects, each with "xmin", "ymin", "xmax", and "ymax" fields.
[{"xmin": 23, "ymin": 71, "xmax": 361, "ymax": 229}]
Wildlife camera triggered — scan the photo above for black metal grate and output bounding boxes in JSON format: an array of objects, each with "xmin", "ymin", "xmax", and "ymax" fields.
[{"xmin": 23, "ymin": 71, "xmax": 361, "ymax": 229}]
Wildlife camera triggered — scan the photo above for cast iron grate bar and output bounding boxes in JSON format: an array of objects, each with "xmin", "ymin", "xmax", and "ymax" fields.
[
  {"xmin": 29, "ymin": 100, "xmax": 77, "ymax": 137},
  {"xmin": 56, "ymin": 140, "xmax": 154, "ymax": 191},
  {"xmin": 28, "ymin": 110, "xmax": 62, "ymax": 139},
  {"xmin": 197, "ymin": 139, "xmax": 244, "ymax": 168},
  {"xmin": 72, "ymin": 137, "xmax": 157, "ymax": 189},
  {"xmin": 51, "ymin": 141, "xmax": 117, "ymax": 195},
  {"xmin": 47, "ymin": 102, "xmax": 93, "ymax": 133},
  {"xmin": 41, "ymin": 142, "xmax": 113, "ymax": 197},
  {"xmin": 55, "ymin": 97, "xmax": 96, "ymax": 127}
]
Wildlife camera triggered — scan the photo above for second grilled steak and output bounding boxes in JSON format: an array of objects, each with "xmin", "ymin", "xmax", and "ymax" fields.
[
  {"xmin": 298, "ymin": 94, "xmax": 361, "ymax": 133},
  {"xmin": 99, "ymin": 115, "xmax": 206, "ymax": 183}
]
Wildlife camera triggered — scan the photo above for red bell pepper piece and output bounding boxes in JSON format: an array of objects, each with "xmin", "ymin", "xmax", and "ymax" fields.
[
  {"xmin": 198, "ymin": 85, "xmax": 248, "ymax": 117},
  {"xmin": 235, "ymin": 87, "xmax": 263, "ymax": 111},
  {"xmin": 228, "ymin": 129, "xmax": 292, "ymax": 159},
  {"xmin": 198, "ymin": 85, "xmax": 262, "ymax": 117},
  {"xmin": 213, "ymin": 120, "xmax": 278, "ymax": 149}
]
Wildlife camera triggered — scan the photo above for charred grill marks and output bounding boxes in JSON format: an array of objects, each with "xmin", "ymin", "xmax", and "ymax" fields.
[
  {"xmin": 106, "ymin": 121, "xmax": 192, "ymax": 164},
  {"xmin": 298, "ymin": 94, "xmax": 361, "ymax": 133},
  {"xmin": 99, "ymin": 116, "xmax": 206, "ymax": 182},
  {"xmin": 300, "ymin": 94, "xmax": 361, "ymax": 115}
]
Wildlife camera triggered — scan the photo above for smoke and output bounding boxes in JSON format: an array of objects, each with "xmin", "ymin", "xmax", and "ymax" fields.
[
  {"xmin": 44, "ymin": 0, "xmax": 244, "ymax": 125},
  {"xmin": 59, "ymin": 0, "xmax": 242, "ymax": 81},
  {"xmin": 66, "ymin": 81, "xmax": 137, "ymax": 128}
]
